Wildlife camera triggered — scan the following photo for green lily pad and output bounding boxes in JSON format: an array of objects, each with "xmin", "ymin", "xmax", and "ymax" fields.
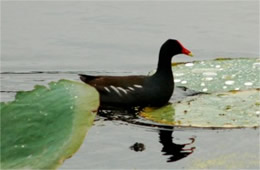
[
  {"xmin": 172, "ymin": 58, "xmax": 260, "ymax": 93},
  {"xmin": 0, "ymin": 80, "xmax": 99, "ymax": 169},
  {"xmin": 140, "ymin": 89, "xmax": 260, "ymax": 128},
  {"xmin": 189, "ymin": 152, "xmax": 259, "ymax": 169}
]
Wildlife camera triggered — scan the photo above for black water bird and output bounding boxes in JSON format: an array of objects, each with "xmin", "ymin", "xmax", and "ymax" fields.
[{"xmin": 79, "ymin": 39, "xmax": 193, "ymax": 107}]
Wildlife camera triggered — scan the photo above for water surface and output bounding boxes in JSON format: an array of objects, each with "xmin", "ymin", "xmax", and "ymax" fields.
[{"xmin": 1, "ymin": 1, "xmax": 259, "ymax": 169}]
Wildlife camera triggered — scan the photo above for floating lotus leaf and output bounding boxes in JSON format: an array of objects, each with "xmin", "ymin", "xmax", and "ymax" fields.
[
  {"xmin": 172, "ymin": 58, "xmax": 260, "ymax": 93},
  {"xmin": 189, "ymin": 152, "xmax": 259, "ymax": 169},
  {"xmin": 0, "ymin": 80, "xmax": 99, "ymax": 169},
  {"xmin": 140, "ymin": 89, "xmax": 260, "ymax": 128}
]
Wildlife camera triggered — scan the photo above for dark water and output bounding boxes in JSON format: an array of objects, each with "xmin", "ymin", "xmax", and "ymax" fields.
[{"xmin": 1, "ymin": 1, "xmax": 259, "ymax": 169}]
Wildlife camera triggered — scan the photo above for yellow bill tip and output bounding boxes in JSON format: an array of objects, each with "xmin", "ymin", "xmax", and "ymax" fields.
[{"xmin": 188, "ymin": 52, "xmax": 193, "ymax": 57}]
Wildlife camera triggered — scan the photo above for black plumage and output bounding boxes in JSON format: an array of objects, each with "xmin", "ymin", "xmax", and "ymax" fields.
[{"xmin": 79, "ymin": 39, "xmax": 192, "ymax": 107}]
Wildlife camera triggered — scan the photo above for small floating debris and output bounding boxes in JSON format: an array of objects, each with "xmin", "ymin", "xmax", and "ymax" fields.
[{"xmin": 130, "ymin": 142, "xmax": 145, "ymax": 152}]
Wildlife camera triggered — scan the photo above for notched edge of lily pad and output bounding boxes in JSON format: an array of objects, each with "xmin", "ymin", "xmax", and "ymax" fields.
[{"xmin": 2, "ymin": 80, "xmax": 75, "ymax": 104}]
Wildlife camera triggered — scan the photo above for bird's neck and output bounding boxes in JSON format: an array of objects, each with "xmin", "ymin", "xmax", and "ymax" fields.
[{"xmin": 155, "ymin": 51, "xmax": 173, "ymax": 76}]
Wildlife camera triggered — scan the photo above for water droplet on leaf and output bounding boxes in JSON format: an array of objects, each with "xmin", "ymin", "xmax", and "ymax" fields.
[
  {"xmin": 225, "ymin": 80, "xmax": 235, "ymax": 85},
  {"xmin": 185, "ymin": 63, "xmax": 194, "ymax": 67},
  {"xmin": 244, "ymin": 82, "xmax": 253, "ymax": 86},
  {"xmin": 202, "ymin": 88, "xmax": 208, "ymax": 92},
  {"xmin": 181, "ymin": 80, "xmax": 187, "ymax": 84},
  {"xmin": 203, "ymin": 72, "xmax": 217, "ymax": 76},
  {"xmin": 174, "ymin": 79, "xmax": 181, "ymax": 83},
  {"xmin": 205, "ymin": 77, "xmax": 213, "ymax": 81},
  {"xmin": 175, "ymin": 73, "xmax": 184, "ymax": 77}
]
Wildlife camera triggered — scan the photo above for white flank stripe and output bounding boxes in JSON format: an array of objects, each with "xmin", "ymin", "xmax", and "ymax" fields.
[
  {"xmin": 133, "ymin": 84, "xmax": 143, "ymax": 88},
  {"xmin": 128, "ymin": 87, "xmax": 135, "ymax": 91},
  {"xmin": 117, "ymin": 87, "xmax": 128, "ymax": 94},
  {"xmin": 104, "ymin": 87, "xmax": 110, "ymax": 93},
  {"xmin": 110, "ymin": 85, "xmax": 122, "ymax": 96}
]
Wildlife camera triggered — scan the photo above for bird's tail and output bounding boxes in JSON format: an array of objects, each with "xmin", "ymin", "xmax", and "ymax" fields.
[{"xmin": 78, "ymin": 74, "xmax": 98, "ymax": 83}]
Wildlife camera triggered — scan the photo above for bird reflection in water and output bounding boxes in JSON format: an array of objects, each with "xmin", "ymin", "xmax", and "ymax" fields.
[
  {"xmin": 97, "ymin": 108, "xmax": 196, "ymax": 163},
  {"xmin": 159, "ymin": 127, "xmax": 195, "ymax": 162}
]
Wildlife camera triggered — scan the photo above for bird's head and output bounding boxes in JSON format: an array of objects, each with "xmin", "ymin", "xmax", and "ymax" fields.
[{"xmin": 160, "ymin": 39, "xmax": 193, "ymax": 58}]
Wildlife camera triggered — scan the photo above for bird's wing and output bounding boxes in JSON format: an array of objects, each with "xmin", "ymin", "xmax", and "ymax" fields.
[{"xmin": 79, "ymin": 74, "xmax": 147, "ymax": 93}]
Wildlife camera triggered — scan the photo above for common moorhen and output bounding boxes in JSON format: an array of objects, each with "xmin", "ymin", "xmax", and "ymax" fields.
[{"xmin": 79, "ymin": 39, "xmax": 193, "ymax": 107}]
